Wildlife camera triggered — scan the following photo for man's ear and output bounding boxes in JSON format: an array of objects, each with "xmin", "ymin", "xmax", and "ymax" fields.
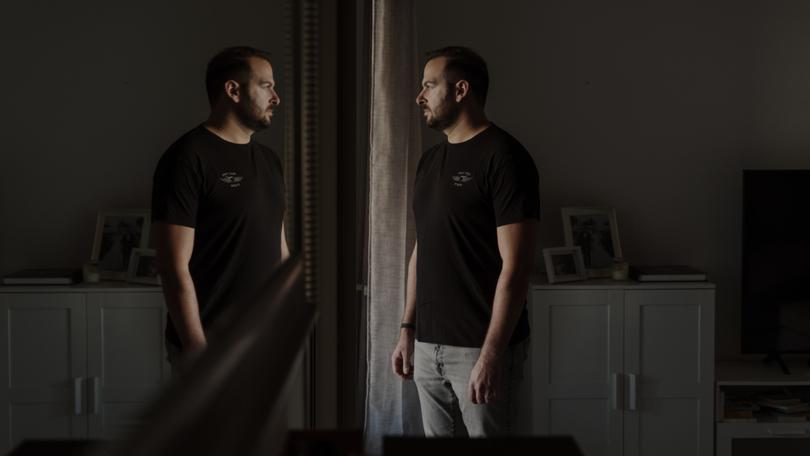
[
  {"xmin": 224, "ymin": 80, "xmax": 241, "ymax": 103},
  {"xmin": 454, "ymin": 79, "xmax": 470, "ymax": 102}
]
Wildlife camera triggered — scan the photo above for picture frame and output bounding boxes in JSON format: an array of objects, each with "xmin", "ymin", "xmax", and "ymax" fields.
[
  {"xmin": 91, "ymin": 210, "xmax": 150, "ymax": 280},
  {"xmin": 126, "ymin": 248, "xmax": 161, "ymax": 285},
  {"xmin": 543, "ymin": 246, "xmax": 588, "ymax": 284},
  {"xmin": 561, "ymin": 206, "xmax": 622, "ymax": 278}
]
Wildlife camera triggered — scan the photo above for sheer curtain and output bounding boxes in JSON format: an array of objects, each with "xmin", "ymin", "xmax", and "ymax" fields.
[{"xmin": 363, "ymin": 0, "xmax": 423, "ymax": 453}]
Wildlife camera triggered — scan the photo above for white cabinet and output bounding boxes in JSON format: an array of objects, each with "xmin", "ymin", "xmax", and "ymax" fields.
[
  {"xmin": 0, "ymin": 285, "xmax": 169, "ymax": 451},
  {"xmin": 529, "ymin": 280, "xmax": 715, "ymax": 456}
]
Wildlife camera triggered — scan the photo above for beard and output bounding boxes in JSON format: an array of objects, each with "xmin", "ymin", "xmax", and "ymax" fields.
[
  {"xmin": 235, "ymin": 96, "xmax": 273, "ymax": 131},
  {"xmin": 424, "ymin": 99, "xmax": 460, "ymax": 131}
]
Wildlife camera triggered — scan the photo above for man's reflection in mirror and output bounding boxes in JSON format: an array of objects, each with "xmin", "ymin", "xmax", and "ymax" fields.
[{"xmin": 150, "ymin": 46, "xmax": 289, "ymax": 368}]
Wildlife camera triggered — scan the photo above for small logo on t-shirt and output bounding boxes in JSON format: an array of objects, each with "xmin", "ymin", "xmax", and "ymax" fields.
[
  {"xmin": 452, "ymin": 171, "xmax": 473, "ymax": 187},
  {"xmin": 219, "ymin": 172, "xmax": 244, "ymax": 188}
]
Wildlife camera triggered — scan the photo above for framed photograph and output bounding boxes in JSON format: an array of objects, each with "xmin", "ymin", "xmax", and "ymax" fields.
[
  {"xmin": 126, "ymin": 248, "xmax": 161, "ymax": 285},
  {"xmin": 561, "ymin": 206, "xmax": 622, "ymax": 278},
  {"xmin": 543, "ymin": 246, "xmax": 588, "ymax": 284},
  {"xmin": 91, "ymin": 210, "xmax": 150, "ymax": 280}
]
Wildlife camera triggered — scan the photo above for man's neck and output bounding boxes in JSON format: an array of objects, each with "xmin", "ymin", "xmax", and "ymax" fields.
[
  {"xmin": 204, "ymin": 111, "xmax": 254, "ymax": 145},
  {"xmin": 443, "ymin": 110, "xmax": 491, "ymax": 144}
]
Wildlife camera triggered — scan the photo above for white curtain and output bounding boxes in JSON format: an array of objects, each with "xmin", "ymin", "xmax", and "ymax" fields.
[{"xmin": 363, "ymin": 0, "xmax": 423, "ymax": 453}]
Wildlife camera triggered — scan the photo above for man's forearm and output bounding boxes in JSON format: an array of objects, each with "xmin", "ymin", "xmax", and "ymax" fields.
[
  {"xmin": 280, "ymin": 222, "xmax": 290, "ymax": 263},
  {"xmin": 401, "ymin": 246, "xmax": 418, "ymax": 325},
  {"xmin": 161, "ymin": 270, "xmax": 206, "ymax": 350},
  {"xmin": 479, "ymin": 264, "xmax": 531, "ymax": 362}
]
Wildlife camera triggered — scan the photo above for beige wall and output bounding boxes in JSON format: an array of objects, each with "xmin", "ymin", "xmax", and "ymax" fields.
[
  {"xmin": 415, "ymin": 0, "xmax": 810, "ymax": 359},
  {"xmin": 0, "ymin": 0, "xmax": 288, "ymax": 275}
]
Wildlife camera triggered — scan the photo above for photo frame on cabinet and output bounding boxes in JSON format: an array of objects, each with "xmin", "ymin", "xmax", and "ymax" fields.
[
  {"xmin": 543, "ymin": 246, "xmax": 588, "ymax": 284},
  {"xmin": 91, "ymin": 210, "xmax": 150, "ymax": 280},
  {"xmin": 561, "ymin": 206, "xmax": 622, "ymax": 278},
  {"xmin": 127, "ymin": 248, "xmax": 161, "ymax": 285}
]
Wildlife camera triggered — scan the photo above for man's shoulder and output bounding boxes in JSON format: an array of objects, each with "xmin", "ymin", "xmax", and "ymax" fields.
[
  {"xmin": 485, "ymin": 125, "xmax": 528, "ymax": 154},
  {"xmin": 481, "ymin": 125, "xmax": 535, "ymax": 167},
  {"xmin": 162, "ymin": 125, "xmax": 208, "ymax": 162}
]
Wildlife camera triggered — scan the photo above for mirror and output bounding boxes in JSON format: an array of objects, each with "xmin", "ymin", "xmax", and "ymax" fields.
[{"xmin": 0, "ymin": 0, "xmax": 318, "ymax": 451}]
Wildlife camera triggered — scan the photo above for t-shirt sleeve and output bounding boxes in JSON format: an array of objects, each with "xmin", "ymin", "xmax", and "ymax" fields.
[
  {"xmin": 489, "ymin": 149, "xmax": 541, "ymax": 226},
  {"xmin": 151, "ymin": 150, "xmax": 203, "ymax": 228}
]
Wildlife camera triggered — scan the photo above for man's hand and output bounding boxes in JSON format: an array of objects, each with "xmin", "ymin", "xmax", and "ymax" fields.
[
  {"xmin": 468, "ymin": 355, "xmax": 502, "ymax": 404},
  {"xmin": 391, "ymin": 329, "xmax": 415, "ymax": 379},
  {"xmin": 184, "ymin": 339, "xmax": 208, "ymax": 357},
  {"xmin": 177, "ymin": 340, "xmax": 208, "ymax": 368}
]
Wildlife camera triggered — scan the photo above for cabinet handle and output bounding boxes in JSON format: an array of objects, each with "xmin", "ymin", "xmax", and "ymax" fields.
[
  {"xmin": 90, "ymin": 377, "xmax": 101, "ymax": 415},
  {"xmin": 73, "ymin": 377, "xmax": 83, "ymax": 415},
  {"xmin": 628, "ymin": 373, "xmax": 637, "ymax": 411},
  {"xmin": 611, "ymin": 373, "xmax": 622, "ymax": 410},
  {"xmin": 769, "ymin": 429, "xmax": 808, "ymax": 436}
]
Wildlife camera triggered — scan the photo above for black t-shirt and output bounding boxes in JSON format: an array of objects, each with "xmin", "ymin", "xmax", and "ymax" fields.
[
  {"xmin": 151, "ymin": 125, "xmax": 285, "ymax": 348},
  {"xmin": 413, "ymin": 124, "xmax": 540, "ymax": 347}
]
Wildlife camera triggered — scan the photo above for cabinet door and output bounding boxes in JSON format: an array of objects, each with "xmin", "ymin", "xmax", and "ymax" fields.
[
  {"xmin": 86, "ymin": 292, "xmax": 169, "ymax": 440},
  {"xmin": 0, "ymin": 293, "xmax": 88, "ymax": 452},
  {"xmin": 623, "ymin": 289, "xmax": 714, "ymax": 456},
  {"xmin": 531, "ymin": 289, "xmax": 624, "ymax": 456}
]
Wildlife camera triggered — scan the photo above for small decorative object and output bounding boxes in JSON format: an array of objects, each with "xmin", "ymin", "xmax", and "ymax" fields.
[
  {"xmin": 91, "ymin": 210, "xmax": 150, "ymax": 280},
  {"xmin": 611, "ymin": 259, "xmax": 629, "ymax": 281},
  {"xmin": 83, "ymin": 261, "xmax": 100, "ymax": 283},
  {"xmin": 561, "ymin": 206, "xmax": 622, "ymax": 278},
  {"xmin": 126, "ymin": 248, "xmax": 161, "ymax": 285},
  {"xmin": 543, "ymin": 246, "xmax": 588, "ymax": 284}
]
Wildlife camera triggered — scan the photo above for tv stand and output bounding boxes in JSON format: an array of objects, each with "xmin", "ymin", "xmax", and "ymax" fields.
[
  {"xmin": 763, "ymin": 352, "xmax": 792, "ymax": 375},
  {"xmin": 716, "ymin": 360, "xmax": 810, "ymax": 456}
]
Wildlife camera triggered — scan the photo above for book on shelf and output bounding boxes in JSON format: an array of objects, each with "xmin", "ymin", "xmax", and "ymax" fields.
[
  {"xmin": 725, "ymin": 399, "xmax": 760, "ymax": 412},
  {"xmin": 1, "ymin": 268, "xmax": 82, "ymax": 285},
  {"xmin": 758, "ymin": 397, "xmax": 803, "ymax": 405},
  {"xmin": 723, "ymin": 409, "xmax": 756, "ymax": 422},
  {"xmin": 758, "ymin": 394, "xmax": 802, "ymax": 405},
  {"xmin": 759, "ymin": 402, "xmax": 810, "ymax": 414},
  {"xmin": 758, "ymin": 410, "xmax": 810, "ymax": 423},
  {"xmin": 630, "ymin": 265, "xmax": 707, "ymax": 282}
]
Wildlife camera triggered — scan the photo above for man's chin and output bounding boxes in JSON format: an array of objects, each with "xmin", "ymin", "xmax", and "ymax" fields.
[
  {"xmin": 426, "ymin": 119, "xmax": 444, "ymax": 130},
  {"xmin": 254, "ymin": 118, "xmax": 272, "ymax": 130}
]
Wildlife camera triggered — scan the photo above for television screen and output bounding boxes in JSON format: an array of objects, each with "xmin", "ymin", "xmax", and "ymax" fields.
[{"xmin": 742, "ymin": 170, "xmax": 810, "ymax": 354}]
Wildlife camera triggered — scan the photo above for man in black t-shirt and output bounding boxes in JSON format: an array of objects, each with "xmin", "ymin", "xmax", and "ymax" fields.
[
  {"xmin": 391, "ymin": 47, "xmax": 540, "ymax": 436},
  {"xmin": 151, "ymin": 47, "xmax": 288, "ymax": 365}
]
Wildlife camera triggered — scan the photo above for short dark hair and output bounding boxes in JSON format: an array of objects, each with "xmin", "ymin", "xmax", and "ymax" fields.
[
  {"xmin": 205, "ymin": 46, "xmax": 273, "ymax": 106},
  {"xmin": 425, "ymin": 46, "xmax": 489, "ymax": 106}
]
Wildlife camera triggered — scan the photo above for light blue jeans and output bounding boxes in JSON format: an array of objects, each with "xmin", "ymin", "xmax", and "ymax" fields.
[{"xmin": 413, "ymin": 339, "xmax": 527, "ymax": 437}]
